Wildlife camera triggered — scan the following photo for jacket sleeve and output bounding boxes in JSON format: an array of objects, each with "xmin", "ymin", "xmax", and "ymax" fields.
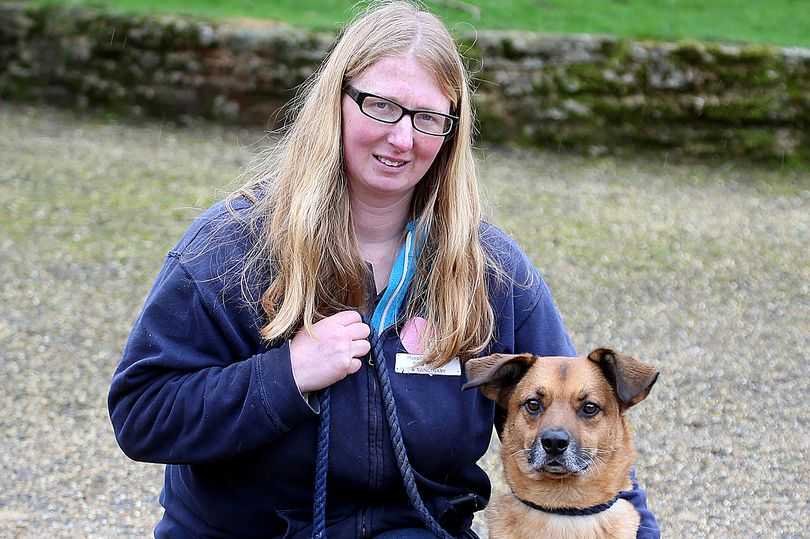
[
  {"xmin": 108, "ymin": 253, "xmax": 317, "ymax": 464},
  {"xmin": 621, "ymin": 469, "xmax": 661, "ymax": 538}
]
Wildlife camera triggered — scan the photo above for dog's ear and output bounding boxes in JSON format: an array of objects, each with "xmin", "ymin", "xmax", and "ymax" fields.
[
  {"xmin": 462, "ymin": 353, "xmax": 537, "ymax": 405},
  {"xmin": 588, "ymin": 348, "xmax": 659, "ymax": 410}
]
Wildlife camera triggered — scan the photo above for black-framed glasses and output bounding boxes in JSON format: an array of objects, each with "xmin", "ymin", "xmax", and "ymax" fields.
[{"xmin": 344, "ymin": 85, "xmax": 457, "ymax": 136}]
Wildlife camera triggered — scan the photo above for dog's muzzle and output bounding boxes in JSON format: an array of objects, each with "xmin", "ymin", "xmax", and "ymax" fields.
[{"xmin": 529, "ymin": 428, "xmax": 589, "ymax": 475}]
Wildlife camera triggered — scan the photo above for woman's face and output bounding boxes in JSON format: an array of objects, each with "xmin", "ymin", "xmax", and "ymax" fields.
[{"xmin": 342, "ymin": 55, "xmax": 451, "ymax": 204}]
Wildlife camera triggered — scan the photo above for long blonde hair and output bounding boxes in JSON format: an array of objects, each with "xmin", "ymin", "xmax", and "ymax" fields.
[{"xmin": 228, "ymin": 0, "xmax": 495, "ymax": 365}]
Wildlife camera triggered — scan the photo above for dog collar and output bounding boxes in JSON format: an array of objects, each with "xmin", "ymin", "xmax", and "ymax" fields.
[{"xmin": 515, "ymin": 494, "xmax": 619, "ymax": 516}]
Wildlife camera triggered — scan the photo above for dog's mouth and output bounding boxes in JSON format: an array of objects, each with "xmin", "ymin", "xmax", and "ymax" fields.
[
  {"xmin": 540, "ymin": 460, "xmax": 571, "ymax": 475},
  {"xmin": 527, "ymin": 445, "xmax": 591, "ymax": 476}
]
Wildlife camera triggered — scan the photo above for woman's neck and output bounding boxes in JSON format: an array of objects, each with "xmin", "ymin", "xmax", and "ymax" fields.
[
  {"xmin": 351, "ymin": 193, "xmax": 412, "ymax": 292},
  {"xmin": 351, "ymin": 193, "xmax": 411, "ymax": 247}
]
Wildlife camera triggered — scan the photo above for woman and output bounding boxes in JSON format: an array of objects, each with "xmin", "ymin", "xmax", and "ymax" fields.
[{"xmin": 108, "ymin": 1, "xmax": 659, "ymax": 537}]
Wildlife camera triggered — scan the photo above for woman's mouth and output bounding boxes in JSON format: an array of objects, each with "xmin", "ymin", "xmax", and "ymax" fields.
[{"xmin": 374, "ymin": 155, "xmax": 408, "ymax": 168}]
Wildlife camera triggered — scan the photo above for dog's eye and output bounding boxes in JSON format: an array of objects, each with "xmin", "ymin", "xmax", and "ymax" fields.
[
  {"xmin": 524, "ymin": 399, "xmax": 543, "ymax": 415},
  {"xmin": 581, "ymin": 402, "xmax": 601, "ymax": 417}
]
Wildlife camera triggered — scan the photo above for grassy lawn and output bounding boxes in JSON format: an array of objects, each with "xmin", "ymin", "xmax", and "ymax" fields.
[{"xmin": 31, "ymin": 0, "xmax": 810, "ymax": 47}]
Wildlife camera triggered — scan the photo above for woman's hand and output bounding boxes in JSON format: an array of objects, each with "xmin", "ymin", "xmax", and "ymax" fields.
[{"xmin": 289, "ymin": 311, "xmax": 371, "ymax": 393}]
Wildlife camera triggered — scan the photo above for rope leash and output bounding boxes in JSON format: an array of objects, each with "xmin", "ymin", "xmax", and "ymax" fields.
[
  {"xmin": 311, "ymin": 324, "xmax": 454, "ymax": 539},
  {"xmin": 312, "ymin": 387, "xmax": 330, "ymax": 539},
  {"xmin": 368, "ymin": 329, "xmax": 454, "ymax": 539}
]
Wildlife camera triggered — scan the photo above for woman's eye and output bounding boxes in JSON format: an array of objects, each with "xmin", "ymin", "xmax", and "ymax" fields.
[
  {"xmin": 524, "ymin": 399, "xmax": 542, "ymax": 414},
  {"xmin": 581, "ymin": 402, "xmax": 601, "ymax": 417},
  {"xmin": 372, "ymin": 100, "xmax": 392, "ymax": 110},
  {"xmin": 416, "ymin": 112, "xmax": 439, "ymax": 125}
]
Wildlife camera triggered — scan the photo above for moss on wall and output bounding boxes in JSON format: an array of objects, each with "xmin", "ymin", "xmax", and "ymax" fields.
[{"xmin": 1, "ymin": 3, "xmax": 807, "ymax": 161}]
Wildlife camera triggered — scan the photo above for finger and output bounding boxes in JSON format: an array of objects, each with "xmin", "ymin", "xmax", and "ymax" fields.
[
  {"xmin": 346, "ymin": 322, "xmax": 370, "ymax": 340},
  {"xmin": 352, "ymin": 339, "xmax": 371, "ymax": 358},
  {"xmin": 347, "ymin": 358, "xmax": 362, "ymax": 374},
  {"xmin": 328, "ymin": 310, "xmax": 362, "ymax": 326}
]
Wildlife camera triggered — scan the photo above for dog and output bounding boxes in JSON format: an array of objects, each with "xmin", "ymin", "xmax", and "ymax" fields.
[{"xmin": 463, "ymin": 348, "xmax": 658, "ymax": 539}]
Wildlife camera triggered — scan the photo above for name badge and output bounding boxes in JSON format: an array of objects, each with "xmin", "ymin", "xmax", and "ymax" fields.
[{"xmin": 395, "ymin": 353, "xmax": 461, "ymax": 376}]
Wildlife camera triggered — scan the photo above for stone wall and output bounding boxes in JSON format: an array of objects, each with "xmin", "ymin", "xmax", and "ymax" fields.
[{"xmin": 2, "ymin": 3, "xmax": 808, "ymax": 160}]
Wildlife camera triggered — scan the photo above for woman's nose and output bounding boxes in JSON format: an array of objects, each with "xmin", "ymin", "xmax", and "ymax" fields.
[{"xmin": 386, "ymin": 115, "xmax": 414, "ymax": 152}]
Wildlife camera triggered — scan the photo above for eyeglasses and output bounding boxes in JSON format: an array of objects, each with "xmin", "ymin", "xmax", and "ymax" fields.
[{"xmin": 344, "ymin": 85, "xmax": 457, "ymax": 137}]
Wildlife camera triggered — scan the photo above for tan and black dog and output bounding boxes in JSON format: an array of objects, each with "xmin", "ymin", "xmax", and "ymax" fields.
[{"xmin": 464, "ymin": 348, "xmax": 658, "ymax": 539}]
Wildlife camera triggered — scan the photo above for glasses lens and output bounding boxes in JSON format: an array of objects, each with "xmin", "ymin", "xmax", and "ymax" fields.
[
  {"xmin": 413, "ymin": 112, "xmax": 452, "ymax": 136},
  {"xmin": 361, "ymin": 96, "xmax": 402, "ymax": 122}
]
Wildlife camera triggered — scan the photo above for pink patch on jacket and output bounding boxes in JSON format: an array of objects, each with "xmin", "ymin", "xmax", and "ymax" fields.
[{"xmin": 400, "ymin": 317, "xmax": 428, "ymax": 355}]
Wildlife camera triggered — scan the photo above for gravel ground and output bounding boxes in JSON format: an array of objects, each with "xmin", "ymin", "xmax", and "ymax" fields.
[{"xmin": 0, "ymin": 104, "xmax": 808, "ymax": 538}]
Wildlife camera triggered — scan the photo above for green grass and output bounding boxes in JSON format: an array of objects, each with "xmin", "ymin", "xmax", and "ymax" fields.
[{"xmin": 31, "ymin": 0, "xmax": 810, "ymax": 48}]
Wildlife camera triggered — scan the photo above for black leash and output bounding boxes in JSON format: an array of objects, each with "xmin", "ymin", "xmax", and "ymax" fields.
[
  {"xmin": 367, "ymin": 328, "xmax": 455, "ymax": 539},
  {"xmin": 311, "ymin": 386, "xmax": 331, "ymax": 539},
  {"xmin": 311, "ymin": 322, "xmax": 455, "ymax": 539}
]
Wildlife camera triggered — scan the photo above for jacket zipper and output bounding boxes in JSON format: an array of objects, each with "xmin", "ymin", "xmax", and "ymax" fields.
[
  {"xmin": 360, "ymin": 507, "xmax": 369, "ymax": 538},
  {"xmin": 363, "ymin": 325, "xmax": 401, "ymax": 538},
  {"xmin": 362, "ymin": 260, "xmax": 405, "ymax": 538}
]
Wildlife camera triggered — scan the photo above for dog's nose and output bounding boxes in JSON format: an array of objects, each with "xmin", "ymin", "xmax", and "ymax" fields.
[{"xmin": 540, "ymin": 428, "xmax": 570, "ymax": 456}]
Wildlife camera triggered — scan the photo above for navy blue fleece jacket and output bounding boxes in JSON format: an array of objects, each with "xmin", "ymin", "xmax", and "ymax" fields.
[{"xmin": 108, "ymin": 200, "xmax": 659, "ymax": 538}]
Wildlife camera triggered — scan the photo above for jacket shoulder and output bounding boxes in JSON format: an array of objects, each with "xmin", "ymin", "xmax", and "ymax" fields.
[
  {"xmin": 171, "ymin": 197, "xmax": 253, "ymax": 258},
  {"xmin": 480, "ymin": 221, "xmax": 536, "ymax": 281},
  {"xmin": 166, "ymin": 197, "xmax": 257, "ymax": 299},
  {"xmin": 480, "ymin": 221, "xmax": 553, "ymax": 317}
]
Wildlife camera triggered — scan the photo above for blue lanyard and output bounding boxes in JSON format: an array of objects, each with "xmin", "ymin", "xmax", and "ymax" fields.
[{"xmin": 370, "ymin": 220, "xmax": 419, "ymax": 334}]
